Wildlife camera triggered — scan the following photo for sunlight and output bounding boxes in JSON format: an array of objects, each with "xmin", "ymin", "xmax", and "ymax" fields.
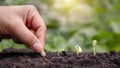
[
  {"xmin": 51, "ymin": 0, "xmax": 93, "ymax": 25},
  {"xmin": 63, "ymin": 0, "xmax": 74, "ymax": 4},
  {"xmin": 53, "ymin": 0, "xmax": 78, "ymax": 10}
]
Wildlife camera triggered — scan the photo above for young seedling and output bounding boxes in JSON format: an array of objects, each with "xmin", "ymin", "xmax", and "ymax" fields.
[
  {"xmin": 75, "ymin": 45, "xmax": 82, "ymax": 56},
  {"xmin": 57, "ymin": 49, "xmax": 65, "ymax": 56},
  {"xmin": 92, "ymin": 40, "xmax": 97, "ymax": 56}
]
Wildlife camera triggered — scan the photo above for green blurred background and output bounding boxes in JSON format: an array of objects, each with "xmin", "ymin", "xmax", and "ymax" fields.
[{"xmin": 0, "ymin": 0, "xmax": 120, "ymax": 52}]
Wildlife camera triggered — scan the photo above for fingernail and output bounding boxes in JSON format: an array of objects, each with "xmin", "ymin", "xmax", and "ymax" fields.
[{"xmin": 31, "ymin": 43, "xmax": 42, "ymax": 52}]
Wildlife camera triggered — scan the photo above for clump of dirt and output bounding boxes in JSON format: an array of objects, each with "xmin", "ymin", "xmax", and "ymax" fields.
[{"xmin": 0, "ymin": 48, "xmax": 120, "ymax": 68}]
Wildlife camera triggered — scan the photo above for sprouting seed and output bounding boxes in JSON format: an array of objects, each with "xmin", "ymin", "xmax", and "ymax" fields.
[
  {"xmin": 92, "ymin": 40, "xmax": 97, "ymax": 55},
  {"xmin": 75, "ymin": 45, "xmax": 82, "ymax": 56},
  {"xmin": 57, "ymin": 49, "xmax": 65, "ymax": 56}
]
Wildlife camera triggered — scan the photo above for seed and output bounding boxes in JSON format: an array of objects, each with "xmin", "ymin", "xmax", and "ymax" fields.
[{"xmin": 40, "ymin": 50, "xmax": 46, "ymax": 57}]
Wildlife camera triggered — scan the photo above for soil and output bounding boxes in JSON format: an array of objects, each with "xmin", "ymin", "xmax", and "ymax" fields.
[{"xmin": 0, "ymin": 48, "xmax": 120, "ymax": 68}]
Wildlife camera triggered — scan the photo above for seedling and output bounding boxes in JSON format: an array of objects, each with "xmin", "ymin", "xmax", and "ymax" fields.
[
  {"xmin": 57, "ymin": 49, "xmax": 65, "ymax": 56},
  {"xmin": 92, "ymin": 40, "xmax": 97, "ymax": 56},
  {"xmin": 75, "ymin": 45, "xmax": 82, "ymax": 56}
]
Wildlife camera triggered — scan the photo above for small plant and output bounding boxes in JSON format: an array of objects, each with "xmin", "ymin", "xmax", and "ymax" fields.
[
  {"xmin": 75, "ymin": 45, "xmax": 82, "ymax": 56},
  {"xmin": 92, "ymin": 40, "xmax": 97, "ymax": 56},
  {"xmin": 57, "ymin": 49, "xmax": 65, "ymax": 56}
]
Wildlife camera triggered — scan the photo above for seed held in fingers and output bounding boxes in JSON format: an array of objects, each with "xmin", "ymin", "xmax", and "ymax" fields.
[{"xmin": 40, "ymin": 50, "xmax": 46, "ymax": 57}]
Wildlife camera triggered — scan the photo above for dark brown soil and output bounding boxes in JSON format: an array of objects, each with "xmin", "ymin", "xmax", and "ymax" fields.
[{"xmin": 0, "ymin": 48, "xmax": 120, "ymax": 68}]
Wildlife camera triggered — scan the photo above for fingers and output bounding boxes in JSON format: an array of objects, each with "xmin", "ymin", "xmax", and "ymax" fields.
[
  {"xmin": 11, "ymin": 29, "xmax": 35, "ymax": 44},
  {"xmin": 26, "ymin": 5, "xmax": 46, "ymax": 49},
  {"xmin": 31, "ymin": 15, "xmax": 46, "ymax": 48},
  {"xmin": 9, "ymin": 21, "xmax": 43, "ymax": 53},
  {"xmin": 0, "ymin": 5, "xmax": 46, "ymax": 54}
]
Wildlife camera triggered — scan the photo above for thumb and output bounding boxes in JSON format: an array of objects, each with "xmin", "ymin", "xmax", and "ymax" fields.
[{"xmin": 10, "ymin": 22, "xmax": 43, "ymax": 53}]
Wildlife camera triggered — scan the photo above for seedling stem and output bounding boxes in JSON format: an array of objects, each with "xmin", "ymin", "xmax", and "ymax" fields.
[{"xmin": 92, "ymin": 40, "xmax": 97, "ymax": 56}]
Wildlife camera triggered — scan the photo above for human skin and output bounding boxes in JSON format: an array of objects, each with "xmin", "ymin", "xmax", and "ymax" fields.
[{"xmin": 0, "ymin": 5, "xmax": 46, "ymax": 53}]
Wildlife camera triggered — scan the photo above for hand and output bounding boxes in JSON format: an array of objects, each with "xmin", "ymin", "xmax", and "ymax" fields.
[{"xmin": 0, "ymin": 5, "xmax": 46, "ymax": 53}]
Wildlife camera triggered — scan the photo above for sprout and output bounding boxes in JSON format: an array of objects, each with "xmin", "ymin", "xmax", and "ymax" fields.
[
  {"xmin": 57, "ymin": 49, "xmax": 65, "ymax": 56},
  {"xmin": 75, "ymin": 45, "xmax": 82, "ymax": 56},
  {"xmin": 92, "ymin": 40, "xmax": 97, "ymax": 55}
]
